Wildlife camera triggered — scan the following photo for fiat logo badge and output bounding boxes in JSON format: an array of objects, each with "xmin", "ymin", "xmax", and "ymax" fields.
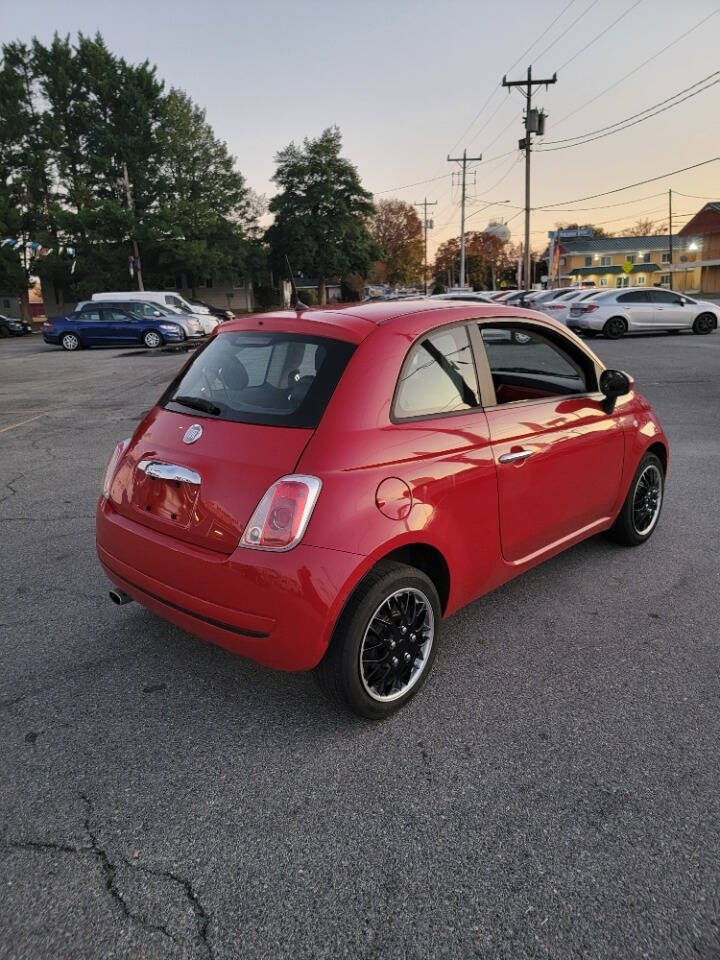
[{"xmin": 183, "ymin": 423, "xmax": 203, "ymax": 445}]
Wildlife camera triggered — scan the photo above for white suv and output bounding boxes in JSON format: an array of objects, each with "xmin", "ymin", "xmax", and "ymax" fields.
[{"xmin": 566, "ymin": 287, "xmax": 719, "ymax": 339}]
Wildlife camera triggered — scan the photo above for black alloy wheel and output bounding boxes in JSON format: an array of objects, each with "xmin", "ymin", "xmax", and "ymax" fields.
[
  {"xmin": 692, "ymin": 313, "xmax": 716, "ymax": 335},
  {"xmin": 603, "ymin": 317, "xmax": 627, "ymax": 339}
]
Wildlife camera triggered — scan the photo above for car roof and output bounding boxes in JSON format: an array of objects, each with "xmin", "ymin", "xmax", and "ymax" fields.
[{"xmin": 222, "ymin": 301, "xmax": 573, "ymax": 344}]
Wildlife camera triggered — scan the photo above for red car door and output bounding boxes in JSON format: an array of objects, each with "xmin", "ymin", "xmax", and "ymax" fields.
[{"xmin": 474, "ymin": 323, "xmax": 625, "ymax": 564}]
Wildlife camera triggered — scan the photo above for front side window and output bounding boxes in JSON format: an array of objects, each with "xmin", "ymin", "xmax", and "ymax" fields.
[
  {"xmin": 651, "ymin": 290, "xmax": 684, "ymax": 305},
  {"xmin": 480, "ymin": 326, "xmax": 589, "ymax": 404},
  {"xmin": 393, "ymin": 326, "xmax": 479, "ymax": 419},
  {"xmin": 162, "ymin": 331, "xmax": 355, "ymax": 429}
]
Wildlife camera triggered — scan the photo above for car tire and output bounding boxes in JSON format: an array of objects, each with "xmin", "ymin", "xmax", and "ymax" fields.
[
  {"xmin": 692, "ymin": 313, "xmax": 716, "ymax": 335},
  {"xmin": 314, "ymin": 560, "xmax": 441, "ymax": 719},
  {"xmin": 603, "ymin": 317, "xmax": 627, "ymax": 339},
  {"xmin": 608, "ymin": 451, "xmax": 665, "ymax": 547},
  {"xmin": 61, "ymin": 332, "xmax": 81, "ymax": 351},
  {"xmin": 143, "ymin": 330, "xmax": 163, "ymax": 348}
]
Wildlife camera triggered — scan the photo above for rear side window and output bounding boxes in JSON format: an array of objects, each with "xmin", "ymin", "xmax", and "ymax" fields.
[
  {"xmin": 77, "ymin": 310, "xmax": 101, "ymax": 322},
  {"xmin": 618, "ymin": 291, "xmax": 651, "ymax": 303},
  {"xmin": 393, "ymin": 325, "xmax": 479, "ymax": 419},
  {"xmin": 161, "ymin": 332, "xmax": 355, "ymax": 428}
]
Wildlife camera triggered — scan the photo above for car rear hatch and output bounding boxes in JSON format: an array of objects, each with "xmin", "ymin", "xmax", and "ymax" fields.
[
  {"xmin": 109, "ymin": 410, "xmax": 313, "ymax": 554},
  {"xmin": 107, "ymin": 327, "xmax": 356, "ymax": 554}
]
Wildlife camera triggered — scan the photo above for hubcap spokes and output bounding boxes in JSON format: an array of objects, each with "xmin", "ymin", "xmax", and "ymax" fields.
[
  {"xmin": 633, "ymin": 464, "xmax": 662, "ymax": 535},
  {"xmin": 360, "ymin": 588, "xmax": 434, "ymax": 702}
]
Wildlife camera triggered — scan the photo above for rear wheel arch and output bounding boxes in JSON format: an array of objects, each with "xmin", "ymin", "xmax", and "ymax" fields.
[{"xmin": 647, "ymin": 440, "xmax": 668, "ymax": 475}]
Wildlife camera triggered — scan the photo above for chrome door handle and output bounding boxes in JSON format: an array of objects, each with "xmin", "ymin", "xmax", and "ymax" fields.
[
  {"xmin": 498, "ymin": 450, "xmax": 533, "ymax": 464},
  {"xmin": 138, "ymin": 460, "xmax": 201, "ymax": 485}
]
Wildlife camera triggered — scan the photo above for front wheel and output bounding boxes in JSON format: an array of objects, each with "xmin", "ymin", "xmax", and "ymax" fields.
[
  {"xmin": 603, "ymin": 317, "xmax": 627, "ymax": 339},
  {"xmin": 608, "ymin": 451, "xmax": 664, "ymax": 546},
  {"xmin": 61, "ymin": 332, "xmax": 81, "ymax": 351},
  {"xmin": 314, "ymin": 561, "xmax": 441, "ymax": 719},
  {"xmin": 143, "ymin": 330, "xmax": 163, "ymax": 348},
  {"xmin": 692, "ymin": 313, "xmax": 716, "ymax": 335}
]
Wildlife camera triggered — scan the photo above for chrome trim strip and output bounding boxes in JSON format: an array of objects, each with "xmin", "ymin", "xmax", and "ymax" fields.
[{"xmin": 137, "ymin": 460, "xmax": 201, "ymax": 485}]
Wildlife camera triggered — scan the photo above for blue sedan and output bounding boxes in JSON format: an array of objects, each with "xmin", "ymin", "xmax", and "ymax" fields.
[{"xmin": 42, "ymin": 306, "xmax": 186, "ymax": 350}]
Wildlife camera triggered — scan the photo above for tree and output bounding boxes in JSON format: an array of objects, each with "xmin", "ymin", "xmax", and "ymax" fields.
[
  {"xmin": 0, "ymin": 33, "xmax": 261, "ymax": 308},
  {"xmin": 620, "ymin": 218, "xmax": 667, "ymax": 237},
  {"xmin": 432, "ymin": 231, "xmax": 512, "ymax": 291},
  {"xmin": 370, "ymin": 199, "xmax": 423, "ymax": 287},
  {"xmin": 149, "ymin": 88, "xmax": 257, "ymax": 295},
  {"xmin": 266, "ymin": 127, "xmax": 379, "ymax": 304}
]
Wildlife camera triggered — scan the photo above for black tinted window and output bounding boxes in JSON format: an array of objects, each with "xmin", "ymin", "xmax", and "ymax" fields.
[
  {"xmin": 162, "ymin": 332, "xmax": 354, "ymax": 428},
  {"xmin": 618, "ymin": 291, "xmax": 652, "ymax": 303},
  {"xmin": 650, "ymin": 290, "xmax": 683, "ymax": 305},
  {"xmin": 394, "ymin": 326, "xmax": 478, "ymax": 419}
]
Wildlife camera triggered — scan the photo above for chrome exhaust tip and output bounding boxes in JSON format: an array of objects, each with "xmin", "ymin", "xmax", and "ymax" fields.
[{"xmin": 109, "ymin": 588, "xmax": 133, "ymax": 606}]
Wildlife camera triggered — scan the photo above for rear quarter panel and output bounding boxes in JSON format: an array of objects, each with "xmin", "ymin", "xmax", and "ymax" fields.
[{"xmin": 296, "ymin": 311, "xmax": 504, "ymax": 615}]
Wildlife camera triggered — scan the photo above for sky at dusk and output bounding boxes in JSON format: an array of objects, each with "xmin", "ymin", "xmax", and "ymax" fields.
[{"xmin": 4, "ymin": 0, "xmax": 720, "ymax": 256}]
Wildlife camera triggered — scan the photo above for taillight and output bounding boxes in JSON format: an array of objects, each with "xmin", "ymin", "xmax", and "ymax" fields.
[
  {"xmin": 240, "ymin": 475, "xmax": 321, "ymax": 551},
  {"xmin": 102, "ymin": 438, "xmax": 130, "ymax": 499},
  {"xmin": 43, "ymin": 320, "xmax": 53, "ymax": 329},
  {"xmin": 547, "ymin": 304, "xmax": 564, "ymax": 310},
  {"xmin": 582, "ymin": 304, "xmax": 599, "ymax": 312}
]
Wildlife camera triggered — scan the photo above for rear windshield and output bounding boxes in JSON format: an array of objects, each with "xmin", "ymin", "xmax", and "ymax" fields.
[{"xmin": 160, "ymin": 331, "xmax": 355, "ymax": 428}]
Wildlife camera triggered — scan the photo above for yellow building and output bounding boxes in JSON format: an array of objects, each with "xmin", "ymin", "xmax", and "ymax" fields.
[
  {"xmin": 557, "ymin": 235, "xmax": 675, "ymax": 290},
  {"xmin": 553, "ymin": 203, "xmax": 720, "ymax": 294}
]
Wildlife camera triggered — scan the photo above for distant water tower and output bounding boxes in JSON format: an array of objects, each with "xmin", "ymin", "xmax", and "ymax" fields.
[{"xmin": 484, "ymin": 221, "xmax": 511, "ymax": 243}]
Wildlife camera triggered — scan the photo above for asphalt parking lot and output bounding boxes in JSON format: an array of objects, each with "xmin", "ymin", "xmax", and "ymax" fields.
[{"xmin": 1, "ymin": 329, "xmax": 719, "ymax": 960}]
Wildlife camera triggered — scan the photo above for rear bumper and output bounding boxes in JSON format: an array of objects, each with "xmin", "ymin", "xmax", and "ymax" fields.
[
  {"xmin": 96, "ymin": 498, "xmax": 365, "ymax": 670},
  {"xmin": 43, "ymin": 332, "xmax": 61, "ymax": 344}
]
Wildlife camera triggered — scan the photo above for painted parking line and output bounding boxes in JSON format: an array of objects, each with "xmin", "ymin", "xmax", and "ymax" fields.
[{"xmin": 0, "ymin": 413, "xmax": 47, "ymax": 434}]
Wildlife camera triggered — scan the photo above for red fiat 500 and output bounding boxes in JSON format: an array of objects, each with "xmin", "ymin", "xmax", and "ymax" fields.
[{"xmin": 97, "ymin": 302, "xmax": 668, "ymax": 717}]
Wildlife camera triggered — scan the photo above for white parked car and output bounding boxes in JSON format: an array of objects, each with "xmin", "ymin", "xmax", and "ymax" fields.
[
  {"xmin": 566, "ymin": 287, "xmax": 719, "ymax": 339},
  {"xmin": 525, "ymin": 287, "xmax": 577, "ymax": 309},
  {"xmin": 91, "ymin": 291, "xmax": 218, "ymax": 335},
  {"xmin": 541, "ymin": 288, "xmax": 600, "ymax": 324}
]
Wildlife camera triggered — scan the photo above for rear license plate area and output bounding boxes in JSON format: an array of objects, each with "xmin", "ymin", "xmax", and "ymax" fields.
[{"xmin": 135, "ymin": 474, "xmax": 198, "ymax": 526}]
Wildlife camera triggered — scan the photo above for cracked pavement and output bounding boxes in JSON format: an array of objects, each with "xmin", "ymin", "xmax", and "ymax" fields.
[{"xmin": 1, "ymin": 332, "xmax": 719, "ymax": 959}]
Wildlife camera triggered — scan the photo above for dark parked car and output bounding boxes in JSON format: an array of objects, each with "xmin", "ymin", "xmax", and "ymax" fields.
[
  {"xmin": 43, "ymin": 306, "xmax": 185, "ymax": 350},
  {"xmin": 190, "ymin": 299, "xmax": 235, "ymax": 321},
  {"xmin": 0, "ymin": 314, "xmax": 33, "ymax": 337}
]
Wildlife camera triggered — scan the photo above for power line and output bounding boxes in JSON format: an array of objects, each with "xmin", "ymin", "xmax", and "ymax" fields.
[
  {"xmin": 555, "ymin": 0, "xmax": 643, "ymax": 72},
  {"xmin": 538, "ymin": 74, "xmax": 720, "ymax": 152},
  {"xmin": 535, "ymin": 156, "xmax": 720, "ymax": 210},
  {"xmin": 553, "ymin": 7, "xmax": 720, "ymax": 127},
  {"xmin": 532, "ymin": 0, "xmax": 602, "ymax": 65},
  {"xmin": 673, "ymin": 191, "xmax": 720, "ymax": 201},
  {"xmin": 542, "ymin": 72, "xmax": 720, "ymax": 144}
]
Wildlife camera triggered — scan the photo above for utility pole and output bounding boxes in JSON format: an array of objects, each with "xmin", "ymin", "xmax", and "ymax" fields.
[
  {"xmin": 502, "ymin": 65, "xmax": 557, "ymax": 289},
  {"xmin": 668, "ymin": 188, "xmax": 673, "ymax": 291},
  {"xmin": 447, "ymin": 149, "xmax": 482, "ymax": 289},
  {"xmin": 121, "ymin": 162, "xmax": 144, "ymax": 291},
  {"xmin": 414, "ymin": 197, "xmax": 437, "ymax": 295}
]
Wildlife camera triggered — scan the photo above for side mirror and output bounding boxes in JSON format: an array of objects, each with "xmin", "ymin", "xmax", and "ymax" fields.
[{"xmin": 599, "ymin": 369, "xmax": 632, "ymax": 413}]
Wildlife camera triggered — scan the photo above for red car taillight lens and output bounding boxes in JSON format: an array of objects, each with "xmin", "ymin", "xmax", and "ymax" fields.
[
  {"xmin": 241, "ymin": 475, "xmax": 322, "ymax": 551},
  {"xmin": 43, "ymin": 320, "xmax": 53, "ymax": 329},
  {"xmin": 582, "ymin": 304, "xmax": 599, "ymax": 312},
  {"xmin": 102, "ymin": 438, "xmax": 130, "ymax": 499}
]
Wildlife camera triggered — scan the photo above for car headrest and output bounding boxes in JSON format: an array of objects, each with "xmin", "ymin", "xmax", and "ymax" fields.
[{"xmin": 219, "ymin": 357, "xmax": 249, "ymax": 391}]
